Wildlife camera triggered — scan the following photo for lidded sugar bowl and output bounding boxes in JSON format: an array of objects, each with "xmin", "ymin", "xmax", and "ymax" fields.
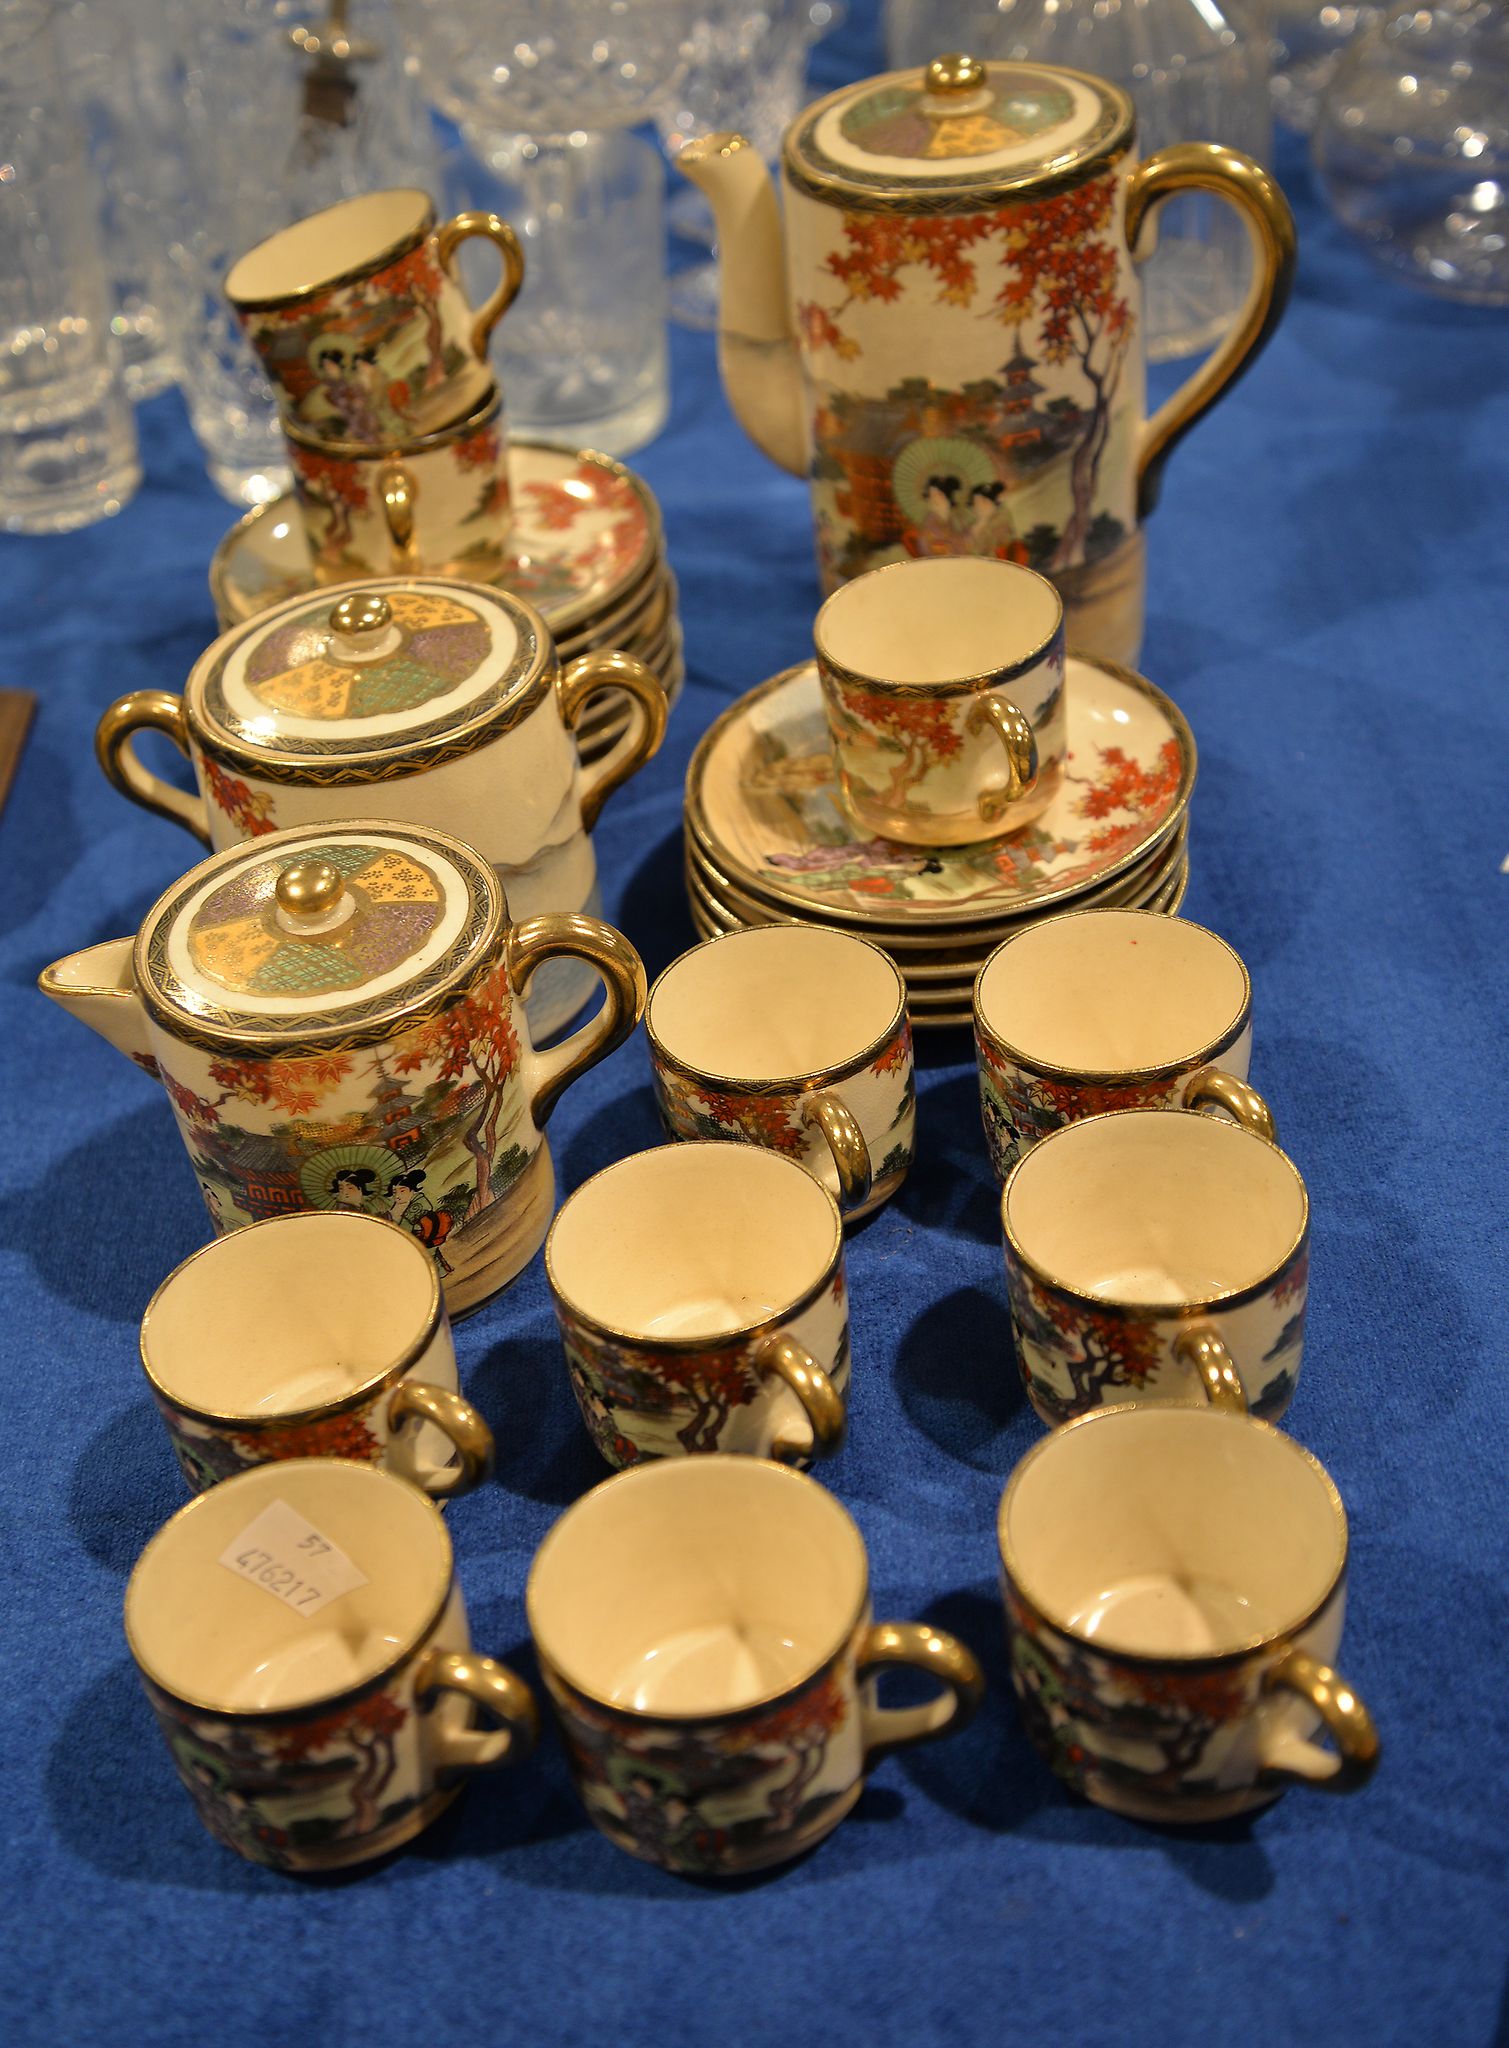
[
  {"xmin": 95, "ymin": 576, "xmax": 667, "ymax": 1037},
  {"xmin": 40, "ymin": 818, "xmax": 646, "ymax": 1315}
]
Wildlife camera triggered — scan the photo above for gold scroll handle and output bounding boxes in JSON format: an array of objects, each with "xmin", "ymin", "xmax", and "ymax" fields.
[
  {"xmin": 968, "ymin": 694, "xmax": 1038, "ymax": 822},
  {"xmin": 379, "ymin": 459, "xmax": 419, "ymax": 568},
  {"xmin": 414, "ymin": 1648, "xmax": 539, "ymax": 1775},
  {"xmin": 857, "ymin": 1621, "xmax": 985, "ymax": 1769},
  {"xmin": 386, "ymin": 1379, "xmax": 495, "ymax": 1500},
  {"xmin": 95, "ymin": 691, "xmax": 211, "ymax": 846},
  {"xmin": 757, "ymin": 1333, "xmax": 847, "ymax": 1464},
  {"xmin": 801, "ymin": 1093, "xmax": 872, "ymax": 1215},
  {"xmin": 506, "ymin": 913, "xmax": 647, "ymax": 1129},
  {"xmin": 434, "ymin": 210, "xmax": 526, "ymax": 360},
  {"xmin": 556, "ymin": 649, "xmax": 670, "ymax": 833},
  {"xmin": 1126, "ymin": 143, "xmax": 1298, "ymax": 519},
  {"xmin": 1261, "ymin": 1647, "xmax": 1380, "ymax": 1795}
]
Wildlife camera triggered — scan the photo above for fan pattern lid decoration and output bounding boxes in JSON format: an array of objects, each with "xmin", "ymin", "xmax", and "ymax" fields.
[
  {"xmin": 192, "ymin": 580, "xmax": 546, "ymax": 770},
  {"xmin": 137, "ymin": 822, "xmax": 501, "ymax": 1051},
  {"xmin": 786, "ymin": 58, "xmax": 1131, "ymax": 207}
]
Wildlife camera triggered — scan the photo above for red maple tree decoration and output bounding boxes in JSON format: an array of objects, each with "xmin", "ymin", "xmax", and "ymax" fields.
[
  {"xmin": 392, "ymin": 963, "xmax": 521, "ymax": 1217},
  {"xmin": 654, "ymin": 1348, "xmax": 762, "ymax": 1454},
  {"xmin": 724, "ymin": 1672, "xmax": 849, "ymax": 1830},
  {"xmin": 202, "ymin": 754, "xmax": 276, "ymax": 837},
  {"xmin": 800, "ymin": 172, "xmax": 1133, "ymax": 564},
  {"xmin": 841, "ymin": 689, "xmax": 962, "ymax": 809},
  {"xmin": 871, "ymin": 1018, "xmax": 913, "ymax": 1077},
  {"xmin": 290, "ymin": 443, "xmax": 369, "ymax": 556},
  {"xmin": 273, "ymin": 1690, "xmax": 409, "ymax": 1836},
  {"xmin": 160, "ymin": 1052, "xmax": 356, "ymax": 1129},
  {"xmin": 236, "ymin": 1410, "xmax": 380, "ymax": 1464}
]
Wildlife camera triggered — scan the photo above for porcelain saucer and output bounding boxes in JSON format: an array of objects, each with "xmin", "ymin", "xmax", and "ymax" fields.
[
  {"xmin": 686, "ymin": 657, "xmax": 1194, "ymax": 932},
  {"xmin": 210, "ymin": 442, "xmax": 663, "ymax": 639}
]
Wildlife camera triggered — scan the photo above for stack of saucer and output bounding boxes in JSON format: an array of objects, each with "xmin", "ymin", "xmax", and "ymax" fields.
[
  {"xmin": 209, "ymin": 441, "xmax": 683, "ymax": 764},
  {"xmin": 685, "ymin": 656, "xmax": 1194, "ymax": 1029}
]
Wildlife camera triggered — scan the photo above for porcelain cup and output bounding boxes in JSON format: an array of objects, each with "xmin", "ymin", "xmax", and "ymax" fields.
[
  {"xmin": 646, "ymin": 924, "xmax": 915, "ymax": 1220},
  {"xmin": 139, "ymin": 1213, "xmax": 493, "ymax": 1499},
  {"xmin": 527, "ymin": 1456, "xmax": 984, "ymax": 1875},
  {"xmin": 975, "ymin": 910, "xmax": 1273, "ymax": 1181},
  {"xmin": 1002, "ymin": 1105, "xmax": 1309, "ymax": 1426},
  {"xmin": 998, "ymin": 1403, "xmax": 1379, "ymax": 1823},
  {"xmin": 225, "ymin": 188, "xmax": 524, "ymax": 445},
  {"xmin": 285, "ymin": 385, "xmax": 513, "ymax": 585},
  {"xmin": 813, "ymin": 556, "xmax": 1066, "ymax": 846},
  {"xmin": 546, "ymin": 1144, "xmax": 851, "ymax": 1468},
  {"xmin": 125, "ymin": 1458, "xmax": 538, "ymax": 1871}
]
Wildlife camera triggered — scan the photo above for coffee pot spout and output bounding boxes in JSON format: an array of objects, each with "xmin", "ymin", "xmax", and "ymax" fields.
[
  {"xmin": 38, "ymin": 937, "xmax": 153, "ymax": 1068},
  {"xmin": 676, "ymin": 133, "xmax": 809, "ymax": 478}
]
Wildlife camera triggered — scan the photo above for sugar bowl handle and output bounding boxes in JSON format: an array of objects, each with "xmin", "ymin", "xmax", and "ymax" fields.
[
  {"xmin": 96, "ymin": 692, "xmax": 211, "ymax": 846},
  {"xmin": 434, "ymin": 210, "xmax": 526, "ymax": 360},
  {"xmin": 757, "ymin": 1334, "xmax": 846, "ymax": 1464},
  {"xmin": 1127, "ymin": 143, "xmax": 1297, "ymax": 518},
  {"xmin": 557, "ymin": 650, "xmax": 670, "ymax": 832},
  {"xmin": 507, "ymin": 913, "xmax": 647, "ymax": 1128},
  {"xmin": 414, "ymin": 1649, "xmax": 539, "ymax": 1774},
  {"xmin": 857, "ymin": 1622, "xmax": 985, "ymax": 1769},
  {"xmin": 1260, "ymin": 1647, "xmax": 1380, "ymax": 1796}
]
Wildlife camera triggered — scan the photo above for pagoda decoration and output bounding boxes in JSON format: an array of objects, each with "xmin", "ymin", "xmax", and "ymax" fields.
[{"xmin": 370, "ymin": 1058, "xmax": 425, "ymax": 1154}]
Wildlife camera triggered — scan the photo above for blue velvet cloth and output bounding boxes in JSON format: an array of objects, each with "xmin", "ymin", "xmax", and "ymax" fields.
[{"xmin": 3, "ymin": 13, "xmax": 1506, "ymax": 2044}]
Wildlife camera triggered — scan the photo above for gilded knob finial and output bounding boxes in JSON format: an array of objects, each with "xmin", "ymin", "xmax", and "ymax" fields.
[
  {"xmin": 275, "ymin": 859, "xmax": 344, "ymax": 922},
  {"xmin": 925, "ymin": 52, "xmax": 986, "ymax": 95},
  {"xmin": 329, "ymin": 591, "xmax": 392, "ymax": 641}
]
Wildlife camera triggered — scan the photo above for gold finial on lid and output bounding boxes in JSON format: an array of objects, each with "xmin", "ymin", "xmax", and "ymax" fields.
[
  {"xmin": 925, "ymin": 53, "xmax": 986, "ymax": 96},
  {"xmin": 329, "ymin": 591, "xmax": 392, "ymax": 641},
  {"xmin": 275, "ymin": 859, "xmax": 344, "ymax": 923}
]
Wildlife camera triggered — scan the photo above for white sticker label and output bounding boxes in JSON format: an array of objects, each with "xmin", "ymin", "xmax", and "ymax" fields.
[{"xmin": 218, "ymin": 1500, "xmax": 369, "ymax": 1617}]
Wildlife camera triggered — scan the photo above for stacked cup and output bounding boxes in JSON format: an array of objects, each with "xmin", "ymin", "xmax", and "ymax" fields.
[{"xmin": 225, "ymin": 189, "xmax": 524, "ymax": 584}]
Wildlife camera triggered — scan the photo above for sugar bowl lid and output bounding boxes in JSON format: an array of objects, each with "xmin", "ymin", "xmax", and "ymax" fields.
[
  {"xmin": 784, "ymin": 54, "xmax": 1133, "ymax": 211},
  {"xmin": 185, "ymin": 576, "xmax": 553, "ymax": 782},
  {"xmin": 134, "ymin": 820, "xmax": 503, "ymax": 1054}
]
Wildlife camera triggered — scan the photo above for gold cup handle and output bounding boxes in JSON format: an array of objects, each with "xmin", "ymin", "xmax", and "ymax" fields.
[
  {"xmin": 434, "ymin": 210, "xmax": 527, "ymax": 360},
  {"xmin": 1126, "ymin": 143, "xmax": 1298, "ymax": 518},
  {"xmin": 380, "ymin": 459, "xmax": 419, "ymax": 569},
  {"xmin": 507, "ymin": 913, "xmax": 647, "ymax": 1128},
  {"xmin": 95, "ymin": 692, "xmax": 211, "ymax": 846},
  {"xmin": 801, "ymin": 1093, "xmax": 872, "ymax": 1214},
  {"xmin": 1171, "ymin": 1325, "xmax": 1248, "ymax": 1413},
  {"xmin": 1260, "ymin": 1645, "xmax": 1380, "ymax": 1795},
  {"xmin": 556, "ymin": 650, "xmax": 670, "ymax": 833},
  {"xmin": 385, "ymin": 1379, "xmax": 495, "ymax": 1500},
  {"xmin": 414, "ymin": 1648, "xmax": 540, "ymax": 1774},
  {"xmin": 969, "ymin": 694, "xmax": 1038, "ymax": 820},
  {"xmin": 857, "ymin": 1621, "xmax": 985, "ymax": 1769},
  {"xmin": 756, "ymin": 1333, "xmax": 847, "ymax": 1463},
  {"xmin": 1183, "ymin": 1064, "xmax": 1276, "ymax": 1142}
]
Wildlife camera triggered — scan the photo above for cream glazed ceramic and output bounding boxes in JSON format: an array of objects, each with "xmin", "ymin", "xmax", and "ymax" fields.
[
  {"xmin": 546, "ymin": 1145, "xmax": 851, "ymax": 1468},
  {"xmin": 39, "ymin": 820, "xmax": 647, "ymax": 1317},
  {"xmin": 527, "ymin": 1457, "xmax": 984, "ymax": 1875},
  {"xmin": 999, "ymin": 1405, "xmax": 1379, "ymax": 1823},
  {"xmin": 647, "ymin": 925, "xmax": 915, "ymax": 1220},
  {"xmin": 975, "ymin": 910, "xmax": 1272, "ymax": 1181},
  {"xmin": 285, "ymin": 386, "xmax": 513, "ymax": 585},
  {"xmin": 679, "ymin": 57, "xmax": 1295, "ymax": 664},
  {"xmin": 1002, "ymin": 1106, "xmax": 1309, "ymax": 1426},
  {"xmin": 125, "ymin": 1459, "xmax": 538, "ymax": 1870},
  {"xmin": 814, "ymin": 558, "xmax": 1066, "ymax": 846},
  {"xmin": 225, "ymin": 189, "xmax": 524, "ymax": 446},
  {"xmin": 95, "ymin": 577, "xmax": 666, "ymax": 1041},
  {"xmin": 140, "ymin": 1213, "xmax": 493, "ymax": 1498}
]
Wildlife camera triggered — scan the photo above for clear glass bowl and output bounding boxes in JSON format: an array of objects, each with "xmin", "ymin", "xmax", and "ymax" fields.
[{"xmin": 1312, "ymin": 3, "xmax": 1509, "ymax": 303}]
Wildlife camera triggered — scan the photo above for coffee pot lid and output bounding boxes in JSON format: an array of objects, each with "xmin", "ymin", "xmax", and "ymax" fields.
[
  {"xmin": 186, "ymin": 577, "xmax": 553, "ymax": 782},
  {"xmin": 784, "ymin": 56, "xmax": 1132, "ymax": 212},
  {"xmin": 135, "ymin": 819, "xmax": 503, "ymax": 1054}
]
